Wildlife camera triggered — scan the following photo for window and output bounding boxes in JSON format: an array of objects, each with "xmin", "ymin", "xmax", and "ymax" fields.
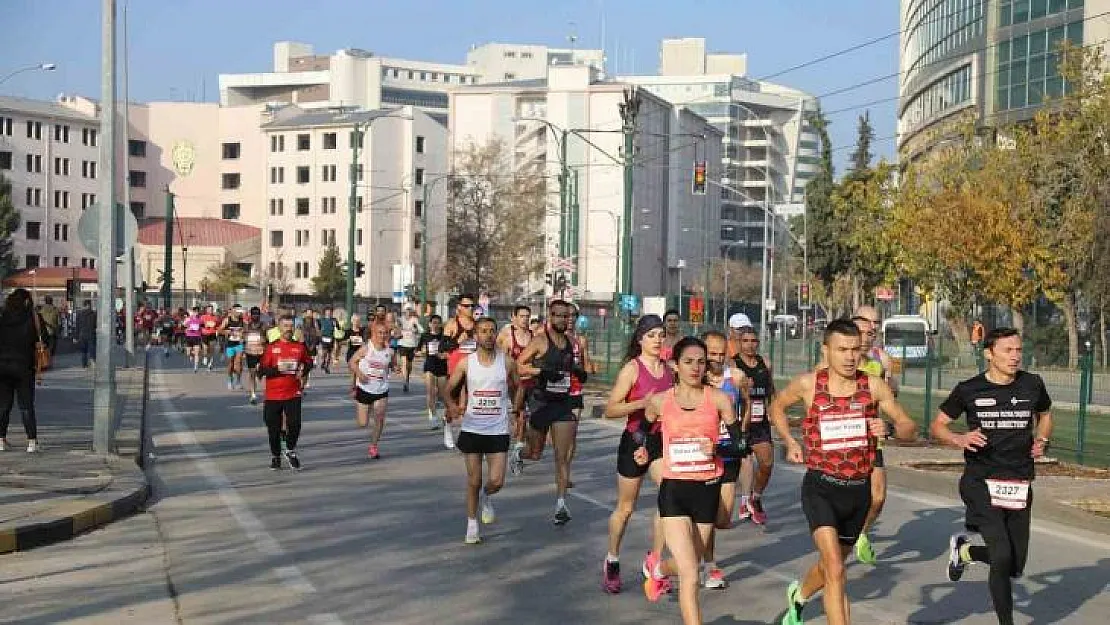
[
  {"xmin": 26, "ymin": 121, "xmax": 41, "ymax": 140},
  {"xmin": 349, "ymin": 130, "xmax": 364, "ymax": 149},
  {"xmin": 53, "ymin": 157, "xmax": 70, "ymax": 176},
  {"xmin": 128, "ymin": 139, "xmax": 147, "ymax": 157},
  {"xmin": 323, "ymin": 132, "xmax": 337, "ymax": 150},
  {"xmin": 270, "ymin": 135, "xmax": 285, "ymax": 152},
  {"xmin": 269, "ymin": 198, "xmax": 285, "ymax": 216},
  {"xmin": 408, "ymin": 70, "xmax": 414, "ymax": 79},
  {"xmin": 295, "ymin": 229, "xmax": 310, "ymax": 246},
  {"xmin": 0, "ymin": 116, "xmax": 11, "ymax": 136},
  {"xmin": 414, "ymin": 232, "xmax": 422, "ymax": 250},
  {"xmin": 321, "ymin": 229, "xmax": 336, "ymax": 245},
  {"xmin": 321, "ymin": 164, "xmax": 337, "ymax": 182},
  {"xmin": 26, "ymin": 221, "xmax": 40, "ymax": 240},
  {"xmin": 26, "ymin": 154, "xmax": 41, "ymax": 173},
  {"xmin": 522, "ymin": 51, "xmax": 534, "ymax": 59},
  {"xmin": 53, "ymin": 191, "xmax": 69, "ymax": 209},
  {"xmin": 296, "ymin": 198, "xmax": 310, "ymax": 216},
  {"xmin": 504, "ymin": 50, "xmax": 517, "ymax": 58},
  {"xmin": 82, "ymin": 128, "xmax": 98, "ymax": 146},
  {"xmin": 414, "ymin": 168, "xmax": 424, "ymax": 185},
  {"xmin": 296, "ymin": 166, "xmax": 310, "ymax": 184},
  {"xmin": 351, "ymin": 163, "xmax": 364, "ymax": 182},
  {"xmin": 221, "ymin": 173, "xmax": 240, "ymax": 190},
  {"xmin": 0, "ymin": 151, "xmax": 10, "ymax": 170},
  {"xmin": 82, "ymin": 160, "xmax": 97, "ymax": 179},
  {"xmin": 320, "ymin": 196, "xmax": 338, "ymax": 214},
  {"xmin": 270, "ymin": 230, "xmax": 284, "ymax": 247},
  {"xmin": 53, "ymin": 223, "xmax": 70, "ymax": 241},
  {"xmin": 25, "ymin": 255, "xmax": 39, "ymax": 269},
  {"xmin": 270, "ymin": 167, "xmax": 285, "ymax": 184},
  {"xmin": 414, "ymin": 200, "xmax": 423, "ymax": 217},
  {"xmin": 81, "ymin": 193, "xmax": 97, "ymax": 209},
  {"xmin": 221, "ymin": 203, "xmax": 241, "ymax": 220},
  {"xmin": 53, "ymin": 124, "xmax": 70, "ymax": 143},
  {"xmin": 995, "ymin": 20, "xmax": 1084, "ymax": 111},
  {"xmin": 297, "ymin": 134, "xmax": 311, "ymax": 151},
  {"xmin": 356, "ymin": 196, "xmax": 364, "ymax": 212},
  {"xmin": 416, "ymin": 135, "xmax": 426, "ymax": 154},
  {"xmin": 420, "ymin": 72, "xmax": 427, "ymax": 80},
  {"xmin": 222, "ymin": 142, "xmax": 241, "ymax": 159},
  {"xmin": 130, "ymin": 201, "xmax": 144, "ymax": 218},
  {"xmin": 130, "ymin": 170, "xmax": 147, "ymax": 188},
  {"xmin": 504, "ymin": 73, "xmax": 516, "ymax": 81},
  {"xmin": 357, "ymin": 229, "xmax": 363, "ymax": 246}
]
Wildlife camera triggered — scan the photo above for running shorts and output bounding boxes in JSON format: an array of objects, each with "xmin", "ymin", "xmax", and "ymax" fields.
[
  {"xmin": 186, "ymin": 336, "xmax": 202, "ymax": 348},
  {"xmin": 397, "ymin": 346, "xmax": 416, "ymax": 360},
  {"xmin": 616, "ymin": 429, "xmax": 663, "ymax": 479},
  {"xmin": 748, "ymin": 421, "xmax": 772, "ymax": 445},
  {"xmin": 721, "ymin": 459, "xmax": 741, "ymax": 483},
  {"xmin": 457, "ymin": 431, "xmax": 511, "ymax": 455},
  {"xmin": 355, "ymin": 388, "xmax": 389, "ymax": 406},
  {"xmin": 570, "ymin": 394, "xmax": 584, "ymax": 410},
  {"xmin": 225, "ymin": 344, "xmax": 244, "ymax": 358},
  {"xmin": 658, "ymin": 478, "xmax": 722, "ymax": 524},
  {"xmin": 959, "ymin": 472, "xmax": 1032, "ymax": 579},
  {"xmin": 528, "ymin": 400, "xmax": 576, "ymax": 431},
  {"xmin": 245, "ymin": 354, "xmax": 262, "ymax": 369},
  {"xmin": 800, "ymin": 470, "xmax": 872, "ymax": 545},
  {"xmin": 423, "ymin": 357, "xmax": 448, "ymax": 377},
  {"xmin": 203, "ymin": 334, "xmax": 217, "ymax": 344}
]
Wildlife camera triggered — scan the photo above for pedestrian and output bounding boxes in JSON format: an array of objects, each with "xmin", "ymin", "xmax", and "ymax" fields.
[
  {"xmin": 75, "ymin": 300, "xmax": 97, "ymax": 368},
  {"xmin": 38, "ymin": 295, "xmax": 59, "ymax": 358},
  {"xmin": 0, "ymin": 289, "xmax": 46, "ymax": 453}
]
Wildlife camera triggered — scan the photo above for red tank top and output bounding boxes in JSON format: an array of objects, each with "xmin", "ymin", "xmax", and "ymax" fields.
[
  {"xmin": 659, "ymin": 388, "xmax": 724, "ymax": 481},
  {"xmin": 802, "ymin": 369, "xmax": 877, "ymax": 480},
  {"xmin": 625, "ymin": 357, "xmax": 674, "ymax": 434},
  {"xmin": 508, "ymin": 327, "xmax": 531, "ymax": 360}
]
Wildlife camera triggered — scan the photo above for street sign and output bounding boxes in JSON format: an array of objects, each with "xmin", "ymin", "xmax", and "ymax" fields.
[
  {"xmin": 550, "ymin": 257, "xmax": 576, "ymax": 273},
  {"xmin": 765, "ymin": 298, "xmax": 776, "ymax": 312},
  {"xmin": 689, "ymin": 296, "xmax": 704, "ymax": 323},
  {"xmin": 875, "ymin": 286, "xmax": 896, "ymax": 301},
  {"xmin": 619, "ymin": 293, "xmax": 640, "ymax": 314},
  {"xmin": 78, "ymin": 203, "xmax": 138, "ymax": 258}
]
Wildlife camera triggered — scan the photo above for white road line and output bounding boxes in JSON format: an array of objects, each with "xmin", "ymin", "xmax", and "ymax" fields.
[
  {"xmin": 274, "ymin": 566, "xmax": 317, "ymax": 594},
  {"xmin": 307, "ymin": 614, "xmax": 345, "ymax": 625}
]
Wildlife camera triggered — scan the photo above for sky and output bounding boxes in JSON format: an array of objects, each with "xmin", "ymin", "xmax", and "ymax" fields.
[{"xmin": 3, "ymin": 0, "xmax": 901, "ymax": 173}]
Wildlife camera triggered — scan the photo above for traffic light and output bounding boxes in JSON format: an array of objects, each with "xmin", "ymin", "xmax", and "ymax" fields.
[
  {"xmin": 65, "ymin": 279, "xmax": 77, "ymax": 302},
  {"xmin": 355, "ymin": 261, "xmax": 366, "ymax": 278},
  {"xmin": 691, "ymin": 161, "xmax": 707, "ymax": 195},
  {"xmin": 545, "ymin": 272, "xmax": 554, "ymax": 286},
  {"xmin": 799, "ymin": 282, "xmax": 811, "ymax": 309}
]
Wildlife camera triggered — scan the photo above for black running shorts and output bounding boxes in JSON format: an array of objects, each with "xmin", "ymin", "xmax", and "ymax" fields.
[
  {"xmin": 457, "ymin": 431, "xmax": 511, "ymax": 455},
  {"xmin": 528, "ymin": 401, "xmax": 576, "ymax": 431},
  {"xmin": 658, "ymin": 478, "xmax": 722, "ymax": 524},
  {"xmin": 245, "ymin": 354, "xmax": 262, "ymax": 369},
  {"xmin": 800, "ymin": 469, "xmax": 872, "ymax": 545},
  {"xmin": 423, "ymin": 357, "xmax": 448, "ymax": 377},
  {"xmin": 355, "ymin": 388, "xmax": 389, "ymax": 406},
  {"xmin": 616, "ymin": 429, "xmax": 663, "ymax": 479},
  {"xmin": 748, "ymin": 421, "xmax": 772, "ymax": 445},
  {"xmin": 721, "ymin": 459, "xmax": 741, "ymax": 483}
]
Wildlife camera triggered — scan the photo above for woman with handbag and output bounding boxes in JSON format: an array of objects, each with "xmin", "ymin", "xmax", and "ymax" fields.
[{"xmin": 0, "ymin": 288, "xmax": 46, "ymax": 452}]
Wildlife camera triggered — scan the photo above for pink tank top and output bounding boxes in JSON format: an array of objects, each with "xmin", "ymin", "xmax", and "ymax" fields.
[
  {"xmin": 625, "ymin": 357, "xmax": 674, "ymax": 434},
  {"xmin": 660, "ymin": 387, "xmax": 724, "ymax": 481}
]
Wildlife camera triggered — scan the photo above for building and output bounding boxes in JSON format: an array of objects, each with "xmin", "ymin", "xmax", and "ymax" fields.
[
  {"xmin": 464, "ymin": 42, "xmax": 605, "ymax": 83},
  {"xmin": 258, "ymin": 104, "xmax": 446, "ymax": 298},
  {"xmin": 450, "ymin": 63, "xmax": 722, "ymax": 299},
  {"xmin": 898, "ymin": 0, "xmax": 1110, "ymax": 158},
  {"xmin": 136, "ymin": 217, "xmax": 260, "ymax": 303},
  {"xmin": 621, "ymin": 38, "xmax": 820, "ymax": 264},
  {"xmin": 0, "ymin": 95, "xmax": 106, "ymax": 272}
]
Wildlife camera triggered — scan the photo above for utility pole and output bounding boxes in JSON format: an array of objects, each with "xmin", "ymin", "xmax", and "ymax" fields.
[
  {"xmin": 421, "ymin": 180, "xmax": 429, "ymax": 321},
  {"xmin": 162, "ymin": 189, "xmax": 174, "ymax": 309},
  {"xmin": 618, "ymin": 88, "xmax": 640, "ymax": 297},
  {"xmin": 346, "ymin": 122, "xmax": 363, "ymax": 316},
  {"xmin": 558, "ymin": 129, "xmax": 568, "ymax": 260},
  {"xmin": 94, "ymin": 0, "xmax": 118, "ymax": 455},
  {"xmin": 121, "ymin": 0, "xmax": 134, "ymax": 366}
]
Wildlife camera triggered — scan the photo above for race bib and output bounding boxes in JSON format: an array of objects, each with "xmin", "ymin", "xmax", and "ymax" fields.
[
  {"xmin": 229, "ymin": 328, "xmax": 243, "ymax": 342},
  {"xmin": 361, "ymin": 359, "xmax": 387, "ymax": 380},
  {"xmin": 350, "ymin": 336, "xmax": 364, "ymax": 346},
  {"xmin": 402, "ymin": 330, "xmax": 415, "ymax": 342},
  {"xmin": 471, "ymin": 390, "xmax": 503, "ymax": 416},
  {"xmin": 321, "ymin": 336, "xmax": 333, "ymax": 344},
  {"xmin": 546, "ymin": 375, "xmax": 570, "ymax": 394},
  {"xmin": 818, "ymin": 415, "xmax": 869, "ymax": 451},
  {"xmin": 277, "ymin": 358, "xmax": 300, "ymax": 375},
  {"xmin": 750, "ymin": 399, "xmax": 765, "ymax": 422},
  {"xmin": 246, "ymin": 332, "xmax": 263, "ymax": 346},
  {"xmin": 426, "ymin": 340, "xmax": 440, "ymax": 356},
  {"xmin": 718, "ymin": 419, "xmax": 731, "ymax": 441},
  {"xmin": 188, "ymin": 322, "xmax": 201, "ymax": 332},
  {"xmin": 985, "ymin": 479, "xmax": 1030, "ymax": 510},
  {"xmin": 460, "ymin": 339, "xmax": 477, "ymax": 353},
  {"xmin": 668, "ymin": 437, "xmax": 713, "ymax": 473},
  {"xmin": 205, "ymin": 320, "xmax": 216, "ymax": 328}
]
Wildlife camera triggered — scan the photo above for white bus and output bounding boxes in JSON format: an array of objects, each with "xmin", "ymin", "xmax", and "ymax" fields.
[{"xmin": 882, "ymin": 315, "xmax": 931, "ymax": 365}]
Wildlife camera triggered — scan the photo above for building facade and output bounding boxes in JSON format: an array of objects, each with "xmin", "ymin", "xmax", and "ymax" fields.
[
  {"xmin": 622, "ymin": 38, "xmax": 819, "ymax": 264},
  {"xmin": 450, "ymin": 64, "xmax": 722, "ymax": 299},
  {"xmin": 898, "ymin": 0, "xmax": 1110, "ymax": 157},
  {"xmin": 259, "ymin": 105, "xmax": 446, "ymax": 298},
  {"xmin": 464, "ymin": 42, "xmax": 605, "ymax": 83}
]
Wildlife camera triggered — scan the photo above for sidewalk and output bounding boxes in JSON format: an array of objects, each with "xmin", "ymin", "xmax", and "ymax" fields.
[{"xmin": 0, "ymin": 350, "xmax": 150, "ymax": 554}]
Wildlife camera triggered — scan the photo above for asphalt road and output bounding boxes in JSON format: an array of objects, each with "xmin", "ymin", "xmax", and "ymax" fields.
[{"xmin": 2, "ymin": 353, "xmax": 1109, "ymax": 624}]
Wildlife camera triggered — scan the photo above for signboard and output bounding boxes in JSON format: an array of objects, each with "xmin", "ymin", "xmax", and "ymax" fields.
[
  {"xmin": 689, "ymin": 296, "xmax": 704, "ymax": 324},
  {"xmin": 550, "ymin": 257, "xmax": 576, "ymax": 273},
  {"xmin": 78, "ymin": 203, "xmax": 138, "ymax": 258},
  {"xmin": 875, "ymin": 286, "xmax": 896, "ymax": 301},
  {"xmin": 765, "ymin": 298, "xmax": 776, "ymax": 312},
  {"xmin": 642, "ymin": 296, "xmax": 666, "ymax": 317},
  {"xmin": 391, "ymin": 263, "xmax": 414, "ymax": 304},
  {"xmin": 619, "ymin": 293, "xmax": 640, "ymax": 314}
]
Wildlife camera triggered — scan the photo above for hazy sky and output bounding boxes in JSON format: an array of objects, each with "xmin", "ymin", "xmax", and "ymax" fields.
[{"xmin": 4, "ymin": 0, "xmax": 901, "ymax": 172}]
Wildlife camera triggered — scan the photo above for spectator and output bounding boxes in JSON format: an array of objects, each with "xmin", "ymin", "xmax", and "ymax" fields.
[
  {"xmin": 0, "ymin": 288, "xmax": 46, "ymax": 452},
  {"xmin": 38, "ymin": 295, "xmax": 59, "ymax": 357},
  {"xmin": 76, "ymin": 300, "xmax": 97, "ymax": 368}
]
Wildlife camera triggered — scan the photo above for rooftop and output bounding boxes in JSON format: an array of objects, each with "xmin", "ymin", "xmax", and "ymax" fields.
[
  {"xmin": 0, "ymin": 95, "xmax": 97, "ymax": 122},
  {"xmin": 260, "ymin": 106, "xmax": 411, "ymax": 130},
  {"xmin": 138, "ymin": 218, "xmax": 260, "ymax": 247}
]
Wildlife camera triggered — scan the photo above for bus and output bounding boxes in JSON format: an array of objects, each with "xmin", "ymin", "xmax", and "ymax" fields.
[{"xmin": 882, "ymin": 315, "xmax": 931, "ymax": 366}]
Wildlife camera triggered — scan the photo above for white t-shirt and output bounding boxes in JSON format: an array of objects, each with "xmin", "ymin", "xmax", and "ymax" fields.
[
  {"xmin": 462, "ymin": 351, "xmax": 509, "ymax": 436},
  {"xmin": 399, "ymin": 317, "xmax": 422, "ymax": 348},
  {"xmin": 356, "ymin": 344, "xmax": 393, "ymax": 395}
]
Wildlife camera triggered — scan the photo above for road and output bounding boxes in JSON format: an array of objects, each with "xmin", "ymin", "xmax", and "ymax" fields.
[{"xmin": 2, "ymin": 354, "xmax": 1109, "ymax": 624}]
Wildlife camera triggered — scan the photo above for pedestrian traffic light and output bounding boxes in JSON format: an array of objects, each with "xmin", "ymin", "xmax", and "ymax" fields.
[
  {"xmin": 799, "ymin": 282, "xmax": 811, "ymax": 309},
  {"xmin": 691, "ymin": 161, "xmax": 707, "ymax": 196},
  {"xmin": 545, "ymin": 272, "xmax": 554, "ymax": 286},
  {"xmin": 65, "ymin": 279, "xmax": 77, "ymax": 302},
  {"xmin": 355, "ymin": 261, "xmax": 366, "ymax": 278}
]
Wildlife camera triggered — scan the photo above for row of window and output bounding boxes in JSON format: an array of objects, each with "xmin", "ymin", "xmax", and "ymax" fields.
[
  {"xmin": 901, "ymin": 64, "xmax": 974, "ymax": 133},
  {"xmin": 268, "ymin": 132, "xmax": 426, "ymax": 154},
  {"xmin": 996, "ymin": 21, "xmax": 1083, "ymax": 111},
  {"xmin": 903, "ymin": 0, "xmax": 985, "ymax": 86},
  {"xmin": 22, "ymin": 255, "xmax": 95, "ymax": 269},
  {"xmin": 381, "ymin": 67, "xmax": 477, "ymax": 84},
  {"xmin": 269, "ymin": 230, "xmax": 423, "ymax": 251},
  {"xmin": 22, "ymin": 221, "xmax": 70, "ymax": 241},
  {"xmin": 0, "ymin": 117, "xmax": 103, "ymax": 147},
  {"xmin": 999, "ymin": 0, "xmax": 1083, "ymax": 27}
]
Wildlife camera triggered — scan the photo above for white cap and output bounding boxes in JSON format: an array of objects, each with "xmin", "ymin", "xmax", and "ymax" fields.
[{"xmin": 728, "ymin": 313, "xmax": 753, "ymax": 329}]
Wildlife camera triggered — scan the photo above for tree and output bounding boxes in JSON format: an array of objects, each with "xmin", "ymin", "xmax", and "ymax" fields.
[
  {"xmin": 205, "ymin": 261, "xmax": 250, "ymax": 296},
  {"xmin": 264, "ymin": 251, "xmax": 294, "ymax": 300},
  {"xmin": 0, "ymin": 174, "xmax": 21, "ymax": 279},
  {"xmin": 804, "ymin": 106, "xmax": 847, "ymax": 289},
  {"xmin": 443, "ymin": 140, "xmax": 545, "ymax": 295},
  {"xmin": 847, "ymin": 111, "xmax": 875, "ymax": 177},
  {"xmin": 833, "ymin": 160, "xmax": 899, "ymax": 299},
  {"xmin": 311, "ymin": 242, "xmax": 346, "ymax": 302}
]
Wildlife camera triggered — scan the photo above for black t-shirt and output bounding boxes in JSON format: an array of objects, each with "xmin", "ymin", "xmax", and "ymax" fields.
[
  {"xmin": 939, "ymin": 371, "xmax": 1051, "ymax": 480},
  {"xmin": 418, "ymin": 332, "xmax": 447, "ymax": 362}
]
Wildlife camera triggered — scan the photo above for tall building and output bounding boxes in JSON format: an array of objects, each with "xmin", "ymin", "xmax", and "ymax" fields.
[
  {"xmin": 898, "ymin": 0, "xmax": 1110, "ymax": 157},
  {"xmin": 450, "ymin": 64, "xmax": 723, "ymax": 299},
  {"xmin": 464, "ymin": 42, "xmax": 605, "ymax": 82},
  {"xmin": 259, "ymin": 105, "xmax": 446, "ymax": 298},
  {"xmin": 622, "ymin": 38, "xmax": 820, "ymax": 265}
]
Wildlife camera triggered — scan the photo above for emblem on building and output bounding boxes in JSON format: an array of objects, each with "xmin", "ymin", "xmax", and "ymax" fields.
[{"xmin": 171, "ymin": 140, "xmax": 196, "ymax": 176}]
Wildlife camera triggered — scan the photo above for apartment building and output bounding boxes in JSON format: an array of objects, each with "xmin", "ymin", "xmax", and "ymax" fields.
[
  {"xmin": 464, "ymin": 42, "xmax": 604, "ymax": 82},
  {"xmin": 259, "ymin": 105, "xmax": 446, "ymax": 297},
  {"xmin": 450, "ymin": 64, "xmax": 722, "ymax": 298},
  {"xmin": 0, "ymin": 95, "xmax": 104, "ymax": 271}
]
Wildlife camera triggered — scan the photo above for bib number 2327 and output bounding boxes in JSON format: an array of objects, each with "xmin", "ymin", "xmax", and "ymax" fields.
[{"xmin": 985, "ymin": 479, "xmax": 1030, "ymax": 510}]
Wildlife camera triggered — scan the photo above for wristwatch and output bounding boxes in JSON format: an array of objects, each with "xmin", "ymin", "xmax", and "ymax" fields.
[{"xmin": 1036, "ymin": 436, "xmax": 1051, "ymax": 451}]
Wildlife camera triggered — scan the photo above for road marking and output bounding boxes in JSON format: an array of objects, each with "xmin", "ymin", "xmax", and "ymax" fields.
[
  {"xmin": 307, "ymin": 614, "xmax": 345, "ymax": 625},
  {"xmin": 274, "ymin": 565, "xmax": 317, "ymax": 594}
]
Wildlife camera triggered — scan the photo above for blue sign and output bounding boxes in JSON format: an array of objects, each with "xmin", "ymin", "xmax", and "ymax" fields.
[{"xmin": 619, "ymin": 294, "xmax": 639, "ymax": 314}]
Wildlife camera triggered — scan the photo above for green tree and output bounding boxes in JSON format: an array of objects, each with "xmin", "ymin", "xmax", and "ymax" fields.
[
  {"xmin": 205, "ymin": 261, "xmax": 250, "ymax": 296},
  {"xmin": 0, "ymin": 174, "xmax": 21, "ymax": 279},
  {"xmin": 847, "ymin": 111, "xmax": 875, "ymax": 177},
  {"xmin": 311, "ymin": 242, "xmax": 346, "ymax": 302},
  {"xmin": 803, "ymin": 106, "xmax": 847, "ymax": 289}
]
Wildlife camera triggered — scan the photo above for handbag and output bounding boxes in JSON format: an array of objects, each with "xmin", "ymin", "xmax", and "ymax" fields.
[{"xmin": 31, "ymin": 312, "xmax": 49, "ymax": 383}]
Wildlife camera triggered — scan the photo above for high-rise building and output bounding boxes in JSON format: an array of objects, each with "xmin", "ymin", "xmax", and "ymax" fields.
[
  {"xmin": 622, "ymin": 38, "xmax": 820, "ymax": 265},
  {"xmin": 898, "ymin": 0, "xmax": 1110, "ymax": 158}
]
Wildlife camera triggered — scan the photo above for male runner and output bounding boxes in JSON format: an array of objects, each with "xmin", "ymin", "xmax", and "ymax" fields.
[
  {"xmin": 934, "ymin": 327, "xmax": 1052, "ymax": 625},
  {"xmin": 445, "ymin": 316, "xmax": 517, "ymax": 544},
  {"xmin": 770, "ymin": 319, "xmax": 916, "ymax": 625},
  {"xmin": 220, "ymin": 305, "xmax": 247, "ymax": 390},
  {"xmin": 257, "ymin": 315, "xmax": 312, "ymax": 470},
  {"xmin": 419, "ymin": 315, "xmax": 449, "ymax": 429},
  {"xmin": 137, "ymin": 303, "xmax": 157, "ymax": 350},
  {"xmin": 200, "ymin": 305, "xmax": 220, "ymax": 370},
  {"xmin": 732, "ymin": 314, "xmax": 775, "ymax": 525},
  {"xmin": 661, "ymin": 309, "xmax": 682, "ymax": 361},
  {"xmin": 155, "ymin": 308, "xmax": 176, "ymax": 357},
  {"xmin": 397, "ymin": 307, "xmax": 423, "ymax": 392},
  {"xmin": 498, "ymin": 305, "xmax": 532, "ymax": 474},
  {"xmin": 244, "ymin": 307, "xmax": 268, "ymax": 405},
  {"xmin": 851, "ymin": 305, "xmax": 898, "ymax": 564},
  {"xmin": 443, "ymin": 294, "xmax": 479, "ymax": 450},
  {"xmin": 516, "ymin": 299, "xmax": 586, "ymax": 525},
  {"xmin": 317, "ymin": 307, "xmax": 336, "ymax": 374}
]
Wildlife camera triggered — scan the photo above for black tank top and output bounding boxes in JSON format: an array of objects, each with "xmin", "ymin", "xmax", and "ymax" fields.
[
  {"xmin": 226, "ymin": 318, "xmax": 245, "ymax": 345},
  {"xmin": 734, "ymin": 354, "xmax": 773, "ymax": 401},
  {"xmin": 534, "ymin": 330, "xmax": 574, "ymax": 403}
]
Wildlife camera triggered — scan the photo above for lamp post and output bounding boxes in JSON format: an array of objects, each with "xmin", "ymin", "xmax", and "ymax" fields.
[{"xmin": 0, "ymin": 62, "xmax": 55, "ymax": 86}]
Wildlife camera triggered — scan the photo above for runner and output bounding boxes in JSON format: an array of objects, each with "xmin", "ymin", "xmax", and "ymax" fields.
[
  {"xmin": 444, "ymin": 316, "xmax": 518, "ymax": 544},
  {"xmin": 397, "ymin": 307, "xmax": 423, "ymax": 393},
  {"xmin": 173, "ymin": 307, "xmax": 187, "ymax": 353},
  {"xmin": 934, "ymin": 327, "xmax": 1052, "ymax": 625},
  {"xmin": 244, "ymin": 306, "xmax": 268, "ymax": 405},
  {"xmin": 332, "ymin": 310, "xmax": 349, "ymax": 369},
  {"xmin": 345, "ymin": 314, "xmax": 367, "ymax": 389},
  {"xmin": 731, "ymin": 313, "xmax": 775, "ymax": 525},
  {"xmin": 257, "ymin": 314, "xmax": 312, "ymax": 470},
  {"xmin": 770, "ymin": 318, "xmax": 916, "ymax": 625},
  {"xmin": 349, "ymin": 322, "xmax": 393, "ymax": 459},
  {"xmin": 219, "ymin": 305, "xmax": 247, "ymax": 390},
  {"xmin": 200, "ymin": 305, "xmax": 220, "ymax": 370},
  {"xmin": 317, "ymin": 307, "xmax": 336, "ymax": 374},
  {"xmin": 600, "ymin": 313, "xmax": 673, "ymax": 594},
  {"xmin": 700, "ymin": 330, "xmax": 750, "ymax": 589},
  {"xmin": 850, "ymin": 306, "xmax": 898, "ymax": 564},
  {"xmin": 498, "ymin": 305, "xmax": 532, "ymax": 474},
  {"xmin": 184, "ymin": 307, "xmax": 204, "ymax": 372},
  {"xmin": 419, "ymin": 315, "xmax": 449, "ymax": 430},
  {"xmin": 300, "ymin": 309, "xmax": 320, "ymax": 388},
  {"xmin": 443, "ymin": 294, "xmax": 479, "ymax": 450},
  {"xmin": 515, "ymin": 299, "xmax": 584, "ymax": 525},
  {"xmin": 137, "ymin": 303, "xmax": 157, "ymax": 350},
  {"xmin": 155, "ymin": 308, "xmax": 176, "ymax": 357},
  {"xmin": 661, "ymin": 309, "xmax": 682, "ymax": 361},
  {"xmin": 639, "ymin": 336, "xmax": 749, "ymax": 624}
]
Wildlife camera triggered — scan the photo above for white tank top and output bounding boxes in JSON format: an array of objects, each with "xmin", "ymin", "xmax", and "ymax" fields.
[
  {"xmin": 356, "ymin": 344, "xmax": 393, "ymax": 395},
  {"xmin": 462, "ymin": 351, "xmax": 509, "ymax": 436}
]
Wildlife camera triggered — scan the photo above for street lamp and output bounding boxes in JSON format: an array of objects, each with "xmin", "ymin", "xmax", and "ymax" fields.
[{"xmin": 0, "ymin": 63, "xmax": 56, "ymax": 85}]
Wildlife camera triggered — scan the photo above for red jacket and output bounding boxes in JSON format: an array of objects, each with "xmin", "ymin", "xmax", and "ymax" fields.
[{"xmin": 260, "ymin": 339, "xmax": 312, "ymax": 401}]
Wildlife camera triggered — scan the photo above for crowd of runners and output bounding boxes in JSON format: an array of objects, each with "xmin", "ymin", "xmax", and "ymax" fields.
[{"xmin": 163, "ymin": 294, "xmax": 1052, "ymax": 625}]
